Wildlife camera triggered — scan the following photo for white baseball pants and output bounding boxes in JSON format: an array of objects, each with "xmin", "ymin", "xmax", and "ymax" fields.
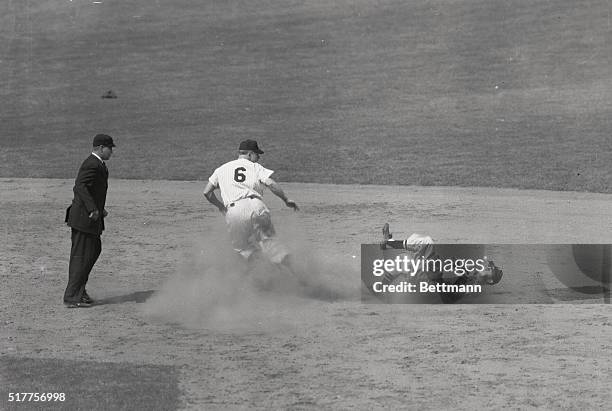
[{"xmin": 224, "ymin": 197, "xmax": 288, "ymax": 264}]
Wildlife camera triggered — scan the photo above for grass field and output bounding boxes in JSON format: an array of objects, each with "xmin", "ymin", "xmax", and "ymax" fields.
[{"xmin": 2, "ymin": 0, "xmax": 611, "ymax": 191}]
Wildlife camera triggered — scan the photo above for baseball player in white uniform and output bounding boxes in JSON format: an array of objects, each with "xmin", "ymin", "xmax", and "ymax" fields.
[{"xmin": 203, "ymin": 139, "xmax": 299, "ymax": 268}]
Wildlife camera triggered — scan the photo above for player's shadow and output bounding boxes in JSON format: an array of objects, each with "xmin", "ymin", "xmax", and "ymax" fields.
[{"xmin": 94, "ymin": 290, "xmax": 155, "ymax": 306}]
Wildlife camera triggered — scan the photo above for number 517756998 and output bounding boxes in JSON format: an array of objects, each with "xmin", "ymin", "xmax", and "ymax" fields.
[{"xmin": 8, "ymin": 392, "xmax": 65, "ymax": 402}]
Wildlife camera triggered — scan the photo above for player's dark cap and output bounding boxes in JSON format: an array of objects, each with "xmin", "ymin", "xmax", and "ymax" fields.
[
  {"xmin": 239, "ymin": 139, "xmax": 263, "ymax": 154},
  {"xmin": 93, "ymin": 134, "xmax": 116, "ymax": 148}
]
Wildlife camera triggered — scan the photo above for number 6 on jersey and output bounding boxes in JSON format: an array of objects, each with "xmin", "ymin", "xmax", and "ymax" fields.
[{"xmin": 234, "ymin": 167, "xmax": 246, "ymax": 182}]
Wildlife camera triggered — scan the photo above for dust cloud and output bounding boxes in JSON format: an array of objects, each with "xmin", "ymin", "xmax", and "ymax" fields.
[{"xmin": 142, "ymin": 219, "xmax": 360, "ymax": 332}]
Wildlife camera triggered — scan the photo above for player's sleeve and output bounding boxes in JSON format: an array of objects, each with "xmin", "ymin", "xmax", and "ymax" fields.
[
  {"xmin": 208, "ymin": 169, "xmax": 219, "ymax": 187},
  {"xmin": 256, "ymin": 164, "xmax": 274, "ymax": 184}
]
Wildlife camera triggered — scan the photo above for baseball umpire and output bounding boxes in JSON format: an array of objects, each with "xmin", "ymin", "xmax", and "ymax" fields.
[
  {"xmin": 203, "ymin": 139, "xmax": 299, "ymax": 270},
  {"xmin": 63, "ymin": 134, "xmax": 115, "ymax": 308}
]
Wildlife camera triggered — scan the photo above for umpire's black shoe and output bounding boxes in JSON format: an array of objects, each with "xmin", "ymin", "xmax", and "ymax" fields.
[
  {"xmin": 82, "ymin": 292, "xmax": 94, "ymax": 304},
  {"xmin": 64, "ymin": 301, "xmax": 92, "ymax": 308}
]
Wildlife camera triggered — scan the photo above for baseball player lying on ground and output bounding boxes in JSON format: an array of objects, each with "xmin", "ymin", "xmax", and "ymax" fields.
[{"xmin": 379, "ymin": 223, "xmax": 503, "ymax": 303}]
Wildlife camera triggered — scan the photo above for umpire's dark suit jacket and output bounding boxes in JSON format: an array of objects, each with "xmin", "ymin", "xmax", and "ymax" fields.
[{"xmin": 65, "ymin": 154, "xmax": 108, "ymax": 235}]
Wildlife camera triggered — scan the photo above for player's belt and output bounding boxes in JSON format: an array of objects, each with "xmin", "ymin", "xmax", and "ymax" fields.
[{"xmin": 228, "ymin": 195, "xmax": 260, "ymax": 207}]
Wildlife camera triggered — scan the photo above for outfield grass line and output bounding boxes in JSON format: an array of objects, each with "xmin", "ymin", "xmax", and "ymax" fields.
[{"xmin": 3, "ymin": 176, "xmax": 612, "ymax": 199}]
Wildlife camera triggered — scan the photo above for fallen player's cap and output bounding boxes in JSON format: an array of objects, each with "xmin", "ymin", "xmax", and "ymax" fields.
[
  {"xmin": 93, "ymin": 134, "xmax": 116, "ymax": 148},
  {"xmin": 239, "ymin": 139, "xmax": 263, "ymax": 154}
]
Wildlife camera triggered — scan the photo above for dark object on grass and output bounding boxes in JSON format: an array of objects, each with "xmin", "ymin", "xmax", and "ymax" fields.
[{"xmin": 101, "ymin": 90, "xmax": 117, "ymax": 99}]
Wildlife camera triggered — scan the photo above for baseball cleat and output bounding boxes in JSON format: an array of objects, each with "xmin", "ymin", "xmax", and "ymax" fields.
[
  {"xmin": 82, "ymin": 291, "xmax": 94, "ymax": 304},
  {"xmin": 64, "ymin": 301, "xmax": 92, "ymax": 308},
  {"xmin": 382, "ymin": 223, "xmax": 392, "ymax": 240},
  {"xmin": 381, "ymin": 223, "xmax": 392, "ymax": 249}
]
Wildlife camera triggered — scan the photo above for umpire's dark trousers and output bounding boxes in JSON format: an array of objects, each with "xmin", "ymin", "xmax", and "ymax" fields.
[{"xmin": 64, "ymin": 229, "xmax": 101, "ymax": 303}]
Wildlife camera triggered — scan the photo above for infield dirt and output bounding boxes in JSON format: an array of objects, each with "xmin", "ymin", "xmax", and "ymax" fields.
[{"xmin": 1, "ymin": 178, "xmax": 611, "ymax": 409}]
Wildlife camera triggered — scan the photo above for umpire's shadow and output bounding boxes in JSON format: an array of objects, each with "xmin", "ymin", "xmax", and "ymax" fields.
[{"xmin": 95, "ymin": 290, "xmax": 155, "ymax": 306}]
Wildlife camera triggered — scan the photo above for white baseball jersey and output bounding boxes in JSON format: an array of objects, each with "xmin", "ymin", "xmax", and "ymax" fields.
[
  {"xmin": 208, "ymin": 158, "xmax": 287, "ymax": 263},
  {"xmin": 208, "ymin": 158, "xmax": 274, "ymax": 207}
]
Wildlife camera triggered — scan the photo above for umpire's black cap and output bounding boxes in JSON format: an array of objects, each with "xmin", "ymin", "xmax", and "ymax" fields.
[
  {"xmin": 93, "ymin": 134, "xmax": 116, "ymax": 148},
  {"xmin": 239, "ymin": 139, "xmax": 263, "ymax": 154}
]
